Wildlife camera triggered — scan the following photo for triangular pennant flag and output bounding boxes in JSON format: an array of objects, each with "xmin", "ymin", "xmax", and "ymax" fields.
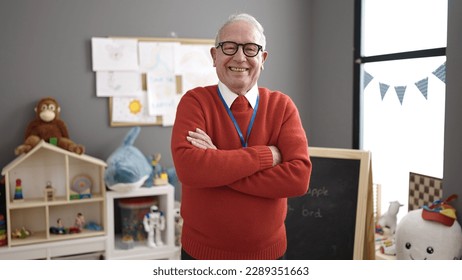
[
  {"xmin": 379, "ymin": 82, "xmax": 389, "ymax": 100},
  {"xmin": 394, "ymin": 86, "xmax": 407, "ymax": 105},
  {"xmin": 363, "ymin": 71, "xmax": 374, "ymax": 89},
  {"xmin": 415, "ymin": 77, "xmax": 429, "ymax": 99},
  {"xmin": 432, "ymin": 62, "xmax": 446, "ymax": 83}
]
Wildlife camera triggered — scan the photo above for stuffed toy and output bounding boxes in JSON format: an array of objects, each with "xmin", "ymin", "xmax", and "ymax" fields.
[
  {"xmin": 395, "ymin": 194, "xmax": 462, "ymax": 260},
  {"xmin": 104, "ymin": 126, "xmax": 152, "ymax": 192},
  {"xmin": 143, "ymin": 153, "xmax": 178, "ymax": 187},
  {"xmin": 143, "ymin": 153, "xmax": 164, "ymax": 187},
  {"xmin": 15, "ymin": 97, "xmax": 85, "ymax": 155},
  {"xmin": 377, "ymin": 200, "xmax": 403, "ymax": 235}
]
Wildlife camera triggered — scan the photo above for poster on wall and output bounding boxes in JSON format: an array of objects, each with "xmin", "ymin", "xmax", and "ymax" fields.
[{"xmin": 91, "ymin": 37, "xmax": 218, "ymax": 126}]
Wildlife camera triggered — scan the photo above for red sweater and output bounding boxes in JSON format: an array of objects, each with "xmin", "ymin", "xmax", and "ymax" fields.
[{"xmin": 171, "ymin": 85, "xmax": 312, "ymax": 259}]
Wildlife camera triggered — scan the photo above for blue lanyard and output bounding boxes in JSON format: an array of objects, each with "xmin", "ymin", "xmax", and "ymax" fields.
[{"xmin": 217, "ymin": 88, "xmax": 259, "ymax": 148}]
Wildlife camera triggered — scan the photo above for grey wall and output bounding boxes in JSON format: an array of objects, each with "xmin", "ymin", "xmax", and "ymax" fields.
[{"xmin": 308, "ymin": 0, "xmax": 355, "ymax": 148}]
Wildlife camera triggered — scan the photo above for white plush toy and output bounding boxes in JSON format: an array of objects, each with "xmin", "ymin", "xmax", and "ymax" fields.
[
  {"xmin": 378, "ymin": 201, "xmax": 403, "ymax": 235},
  {"xmin": 395, "ymin": 195, "xmax": 462, "ymax": 260}
]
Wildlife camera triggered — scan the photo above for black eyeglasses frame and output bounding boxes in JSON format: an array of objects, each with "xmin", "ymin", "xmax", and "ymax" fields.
[{"xmin": 216, "ymin": 41, "xmax": 263, "ymax": 58}]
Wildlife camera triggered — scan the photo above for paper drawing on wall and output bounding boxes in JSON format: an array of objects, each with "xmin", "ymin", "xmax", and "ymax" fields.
[
  {"xmin": 139, "ymin": 42, "xmax": 177, "ymax": 117},
  {"xmin": 111, "ymin": 92, "xmax": 157, "ymax": 124},
  {"xmin": 176, "ymin": 44, "xmax": 218, "ymax": 94},
  {"xmin": 139, "ymin": 42, "xmax": 178, "ymax": 72},
  {"xmin": 96, "ymin": 71, "xmax": 142, "ymax": 97},
  {"xmin": 146, "ymin": 71, "xmax": 176, "ymax": 116},
  {"xmin": 91, "ymin": 37, "xmax": 138, "ymax": 71}
]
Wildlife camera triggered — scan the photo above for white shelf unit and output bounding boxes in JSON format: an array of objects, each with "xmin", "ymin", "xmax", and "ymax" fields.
[
  {"xmin": 105, "ymin": 185, "xmax": 179, "ymax": 260},
  {"xmin": 0, "ymin": 236, "xmax": 106, "ymax": 260},
  {"xmin": 0, "ymin": 141, "xmax": 107, "ymax": 259}
]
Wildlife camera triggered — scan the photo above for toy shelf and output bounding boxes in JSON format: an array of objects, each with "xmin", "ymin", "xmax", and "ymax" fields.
[
  {"xmin": 105, "ymin": 185, "xmax": 179, "ymax": 260},
  {"xmin": 1, "ymin": 141, "xmax": 107, "ymax": 254},
  {"xmin": 8, "ymin": 195, "xmax": 104, "ymax": 209}
]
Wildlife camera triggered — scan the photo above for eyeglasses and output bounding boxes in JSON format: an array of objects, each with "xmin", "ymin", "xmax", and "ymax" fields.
[{"xmin": 216, "ymin": 41, "xmax": 263, "ymax": 57}]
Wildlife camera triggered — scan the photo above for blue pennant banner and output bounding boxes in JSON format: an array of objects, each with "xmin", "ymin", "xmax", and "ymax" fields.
[
  {"xmin": 415, "ymin": 77, "xmax": 429, "ymax": 99},
  {"xmin": 363, "ymin": 71, "xmax": 374, "ymax": 89},
  {"xmin": 432, "ymin": 62, "xmax": 446, "ymax": 83},
  {"xmin": 367, "ymin": 62, "xmax": 446, "ymax": 105},
  {"xmin": 379, "ymin": 82, "xmax": 389, "ymax": 100},
  {"xmin": 394, "ymin": 86, "xmax": 407, "ymax": 105}
]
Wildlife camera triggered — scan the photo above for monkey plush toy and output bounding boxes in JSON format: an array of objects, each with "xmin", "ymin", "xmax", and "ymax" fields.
[{"xmin": 15, "ymin": 97, "xmax": 85, "ymax": 155}]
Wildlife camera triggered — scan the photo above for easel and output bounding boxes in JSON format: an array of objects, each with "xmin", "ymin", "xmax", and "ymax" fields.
[{"xmin": 304, "ymin": 148, "xmax": 375, "ymax": 260}]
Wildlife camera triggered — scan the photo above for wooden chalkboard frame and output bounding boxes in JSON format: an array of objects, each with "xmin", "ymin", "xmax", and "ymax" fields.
[{"xmin": 286, "ymin": 147, "xmax": 374, "ymax": 259}]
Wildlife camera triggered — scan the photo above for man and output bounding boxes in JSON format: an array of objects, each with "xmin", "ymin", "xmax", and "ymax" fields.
[{"xmin": 171, "ymin": 13, "xmax": 312, "ymax": 260}]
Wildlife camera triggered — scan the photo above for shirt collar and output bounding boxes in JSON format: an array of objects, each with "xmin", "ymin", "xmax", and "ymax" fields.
[{"xmin": 218, "ymin": 82, "xmax": 258, "ymax": 109}]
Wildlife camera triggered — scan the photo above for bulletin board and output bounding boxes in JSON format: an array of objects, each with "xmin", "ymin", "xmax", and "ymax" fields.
[
  {"xmin": 91, "ymin": 37, "xmax": 218, "ymax": 127},
  {"xmin": 285, "ymin": 147, "xmax": 375, "ymax": 260}
]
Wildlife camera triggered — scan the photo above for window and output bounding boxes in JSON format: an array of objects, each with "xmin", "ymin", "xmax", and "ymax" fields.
[{"xmin": 354, "ymin": 0, "xmax": 448, "ymax": 221}]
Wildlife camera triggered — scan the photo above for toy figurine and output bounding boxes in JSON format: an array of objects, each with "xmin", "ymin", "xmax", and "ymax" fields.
[
  {"xmin": 11, "ymin": 227, "xmax": 31, "ymax": 239},
  {"xmin": 377, "ymin": 201, "xmax": 403, "ymax": 235},
  {"xmin": 44, "ymin": 181, "xmax": 55, "ymax": 201},
  {"xmin": 50, "ymin": 218, "xmax": 66, "ymax": 234},
  {"xmin": 14, "ymin": 179, "xmax": 24, "ymax": 201},
  {"xmin": 174, "ymin": 206, "xmax": 183, "ymax": 247},
  {"xmin": 143, "ymin": 205, "xmax": 165, "ymax": 247},
  {"xmin": 74, "ymin": 212, "xmax": 85, "ymax": 230}
]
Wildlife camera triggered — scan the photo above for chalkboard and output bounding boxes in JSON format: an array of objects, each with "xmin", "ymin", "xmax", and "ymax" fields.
[{"xmin": 285, "ymin": 147, "xmax": 373, "ymax": 260}]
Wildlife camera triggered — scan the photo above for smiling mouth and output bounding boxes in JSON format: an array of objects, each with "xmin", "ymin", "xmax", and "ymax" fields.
[
  {"xmin": 229, "ymin": 67, "xmax": 247, "ymax": 72},
  {"xmin": 409, "ymin": 254, "xmax": 427, "ymax": 260}
]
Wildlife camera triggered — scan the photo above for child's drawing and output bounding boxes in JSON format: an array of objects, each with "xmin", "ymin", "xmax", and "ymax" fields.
[{"xmin": 91, "ymin": 37, "xmax": 138, "ymax": 71}]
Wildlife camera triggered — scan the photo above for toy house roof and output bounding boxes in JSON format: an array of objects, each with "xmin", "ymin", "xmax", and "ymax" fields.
[{"xmin": 2, "ymin": 140, "xmax": 106, "ymax": 175}]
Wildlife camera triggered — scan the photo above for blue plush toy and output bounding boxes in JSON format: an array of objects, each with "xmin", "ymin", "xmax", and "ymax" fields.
[{"xmin": 104, "ymin": 126, "xmax": 152, "ymax": 192}]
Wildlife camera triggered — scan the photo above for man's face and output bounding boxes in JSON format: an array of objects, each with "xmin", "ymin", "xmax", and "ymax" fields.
[{"xmin": 211, "ymin": 20, "xmax": 268, "ymax": 95}]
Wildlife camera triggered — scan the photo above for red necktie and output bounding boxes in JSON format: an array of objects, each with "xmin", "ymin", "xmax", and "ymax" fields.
[{"xmin": 230, "ymin": 95, "xmax": 250, "ymax": 112}]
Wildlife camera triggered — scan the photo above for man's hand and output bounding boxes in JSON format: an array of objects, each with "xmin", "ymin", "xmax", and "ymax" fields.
[
  {"xmin": 269, "ymin": 146, "xmax": 282, "ymax": 166},
  {"xmin": 187, "ymin": 128, "xmax": 217, "ymax": 150}
]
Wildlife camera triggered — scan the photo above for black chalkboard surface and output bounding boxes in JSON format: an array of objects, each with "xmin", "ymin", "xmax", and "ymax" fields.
[{"xmin": 285, "ymin": 147, "xmax": 372, "ymax": 260}]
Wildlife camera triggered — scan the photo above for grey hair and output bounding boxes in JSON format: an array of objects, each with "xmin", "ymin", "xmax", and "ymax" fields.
[{"xmin": 215, "ymin": 13, "xmax": 266, "ymax": 50}]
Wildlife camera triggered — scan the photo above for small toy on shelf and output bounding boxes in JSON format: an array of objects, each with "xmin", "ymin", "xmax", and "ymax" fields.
[
  {"xmin": 120, "ymin": 235, "xmax": 135, "ymax": 250},
  {"xmin": 11, "ymin": 226, "xmax": 31, "ymax": 239},
  {"xmin": 149, "ymin": 153, "xmax": 169, "ymax": 186},
  {"xmin": 13, "ymin": 179, "xmax": 24, "ymax": 201},
  {"xmin": 70, "ymin": 174, "xmax": 92, "ymax": 200},
  {"xmin": 68, "ymin": 226, "xmax": 81, "ymax": 234},
  {"xmin": 377, "ymin": 200, "xmax": 403, "ymax": 235},
  {"xmin": 84, "ymin": 221, "xmax": 102, "ymax": 231},
  {"xmin": 174, "ymin": 203, "xmax": 183, "ymax": 247},
  {"xmin": 379, "ymin": 239, "xmax": 396, "ymax": 256},
  {"xmin": 154, "ymin": 172, "xmax": 169, "ymax": 186},
  {"xmin": 143, "ymin": 205, "xmax": 165, "ymax": 248},
  {"xmin": 74, "ymin": 212, "xmax": 85, "ymax": 230},
  {"xmin": 50, "ymin": 218, "xmax": 66, "ymax": 234},
  {"xmin": 43, "ymin": 181, "xmax": 55, "ymax": 201}
]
